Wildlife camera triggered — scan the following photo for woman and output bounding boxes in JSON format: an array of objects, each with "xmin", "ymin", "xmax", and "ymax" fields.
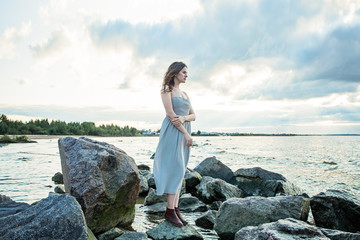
[{"xmin": 153, "ymin": 61, "xmax": 196, "ymax": 227}]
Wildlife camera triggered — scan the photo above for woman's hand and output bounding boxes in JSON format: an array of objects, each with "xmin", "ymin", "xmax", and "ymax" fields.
[
  {"xmin": 184, "ymin": 133, "xmax": 193, "ymax": 147},
  {"xmin": 171, "ymin": 115, "xmax": 186, "ymax": 127}
]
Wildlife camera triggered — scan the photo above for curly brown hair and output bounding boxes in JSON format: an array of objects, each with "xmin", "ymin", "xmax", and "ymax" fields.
[{"xmin": 161, "ymin": 61, "xmax": 187, "ymax": 93}]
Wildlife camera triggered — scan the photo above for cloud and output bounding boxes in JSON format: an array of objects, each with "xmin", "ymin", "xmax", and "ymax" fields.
[
  {"xmin": 88, "ymin": 0, "xmax": 360, "ymax": 101},
  {"xmin": 0, "ymin": 22, "xmax": 31, "ymax": 59},
  {"xmin": 29, "ymin": 29, "xmax": 70, "ymax": 58}
]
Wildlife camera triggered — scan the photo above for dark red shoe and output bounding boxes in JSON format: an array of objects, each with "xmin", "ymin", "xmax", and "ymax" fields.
[
  {"xmin": 175, "ymin": 207, "xmax": 188, "ymax": 226},
  {"xmin": 165, "ymin": 208, "xmax": 183, "ymax": 227}
]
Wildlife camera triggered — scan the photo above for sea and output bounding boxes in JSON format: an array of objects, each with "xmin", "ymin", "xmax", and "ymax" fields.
[{"xmin": 1, "ymin": 135, "xmax": 359, "ymax": 238}]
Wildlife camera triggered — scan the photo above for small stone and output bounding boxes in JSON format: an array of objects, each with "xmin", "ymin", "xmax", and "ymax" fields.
[
  {"xmin": 51, "ymin": 172, "xmax": 64, "ymax": 184},
  {"xmin": 97, "ymin": 227, "xmax": 124, "ymax": 240},
  {"xmin": 144, "ymin": 188, "xmax": 167, "ymax": 206},
  {"xmin": 54, "ymin": 185, "xmax": 65, "ymax": 194},
  {"xmin": 138, "ymin": 164, "xmax": 150, "ymax": 171}
]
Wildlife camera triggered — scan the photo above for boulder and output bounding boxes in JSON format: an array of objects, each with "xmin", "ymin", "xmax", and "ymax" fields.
[
  {"xmin": 0, "ymin": 194, "xmax": 88, "ymax": 240},
  {"xmin": 144, "ymin": 188, "xmax": 167, "ymax": 206},
  {"xmin": 214, "ymin": 195, "xmax": 310, "ymax": 240},
  {"xmin": 194, "ymin": 156, "xmax": 235, "ymax": 184},
  {"xmin": 196, "ymin": 176, "xmax": 245, "ymax": 204},
  {"xmin": 115, "ymin": 232, "xmax": 148, "ymax": 240},
  {"xmin": 51, "ymin": 172, "xmax": 64, "ymax": 184},
  {"xmin": 310, "ymin": 189, "xmax": 360, "ymax": 233},
  {"xmin": 146, "ymin": 221, "xmax": 203, "ymax": 240},
  {"xmin": 0, "ymin": 201, "xmax": 30, "ymax": 218},
  {"xmin": 178, "ymin": 193, "xmax": 207, "ymax": 212},
  {"xmin": 234, "ymin": 167, "xmax": 303, "ymax": 197},
  {"xmin": 320, "ymin": 228, "xmax": 360, "ymax": 240},
  {"xmin": 0, "ymin": 194, "xmax": 12, "ymax": 203},
  {"xmin": 184, "ymin": 168, "xmax": 202, "ymax": 193},
  {"xmin": 97, "ymin": 227, "xmax": 124, "ymax": 240},
  {"xmin": 195, "ymin": 210, "xmax": 217, "ymax": 229},
  {"xmin": 58, "ymin": 136, "xmax": 140, "ymax": 234},
  {"xmin": 234, "ymin": 218, "xmax": 328, "ymax": 240}
]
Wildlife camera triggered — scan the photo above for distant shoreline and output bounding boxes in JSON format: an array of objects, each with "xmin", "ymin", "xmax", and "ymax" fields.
[{"xmin": 1, "ymin": 134, "xmax": 359, "ymax": 141}]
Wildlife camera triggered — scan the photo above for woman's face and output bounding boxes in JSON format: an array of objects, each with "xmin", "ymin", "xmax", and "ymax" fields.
[{"xmin": 175, "ymin": 67, "xmax": 188, "ymax": 83}]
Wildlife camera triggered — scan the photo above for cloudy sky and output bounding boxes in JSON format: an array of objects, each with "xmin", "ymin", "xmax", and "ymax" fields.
[{"xmin": 1, "ymin": 0, "xmax": 360, "ymax": 134}]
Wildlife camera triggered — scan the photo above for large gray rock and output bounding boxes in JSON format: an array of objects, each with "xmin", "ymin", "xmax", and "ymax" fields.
[
  {"xmin": 146, "ymin": 221, "xmax": 203, "ymax": 240},
  {"xmin": 235, "ymin": 218, "xmax": 329, "ymax": 240},
  {"xmin": 58, "ymin": 136, "xmax": 140, "ymax": 234},
  {"xmin": 214, "ymin": 195, "xmax": 310, "ymax": 240},
  {"xmin": 178, "ymin": 193, "xmax": 207, "ymax": 212},
  {"xmin": 196, "ymin": 176, "xmax": 245, "ymax": 204},
  {"xmin": 320, "ymin": 228, "xmax": 360, "ymax": 240},
  {"xmin": 195, "ymin": 210, "xmax": 217, "ymax": 229},
  {"xmin": 310, "ymin": 189, "xmax": 360, "ymax": 233},
  {"xmin": 0, "ymin": 194, "xmax": 88, "ymax": 240},
  {"xmin": 0, "ymin": 201, "xmax": 30, "ymax": 218},
  {"xmin": 234, "ymin": 167, "xmax": 303, "ymax": 197},
  {"xmin": 194, "ymin": 156, "xmax": 235, "ymax": 184}
]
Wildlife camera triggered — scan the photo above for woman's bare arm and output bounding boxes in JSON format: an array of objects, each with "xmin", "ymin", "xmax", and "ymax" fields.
[{"xmin": 161, "ymin": 92, "xmax": 190, "ymax": 136}]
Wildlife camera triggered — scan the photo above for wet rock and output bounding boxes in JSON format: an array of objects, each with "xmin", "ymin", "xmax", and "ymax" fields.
[
  {"xmin": 139, "ymin": 174, "xmax": 149, "ymax": 195},
  {"xmin": 235, "ymin": 218, "xmax": 328, "ymax": 240},
  {"xmin": 97, "ymin": 227, "xmax": 124, "ymax": 240},
  {"xmin": 194, "ymin": 156, "xmax": 235, "ymax": 184},
  {"xmin": 320, "ymin": 227, "xmax": 360, "ymax": 240},
  {"xmin": 146, "ymin": 220, "xmax": 203, "ymax": 240},
  {"xmin": 184, "ymin": 168, "xmax": 202, "ymax": 193},
  {"xmin": 0, "ymin": 201, "xmax": 30, "ymax": 218},
  {"xmin": 115, "ymin": 231, "xmax": 148, "ymax": 240},
  {"xmin": 139, "ymin": 169, "xmax": 152, "ymax": 178},
  {"xmin": 144, "ymin": 188, "xmax": 167, "ymax": 206},
  {"xmin": 58, "ymin": 136, "xmax": 140, "ymax": 234},
  {"xmin": 234, "ymin": 167, "xmax": 303, "ymax": 197},
  {"xmin": 195, "ymin": 210, "xmax": 217, "ymax": 229},
  {"xmin": 51, "ymin": 172, "xmax": 64, "ymax": 184},
  {"xmin": 310, "ymin": 189, "xmax": 360, "ymax": 233},
  {"xmin": 142, "ymin": 202, "xmax": 167, "ymax": 214},
  {"xmin": 0, "ymin": 194, "xmax": 87, "ymax": 240},
  {"xmin": 147, "ymin": 174, "xmax": 156, "ymax": 189},
  {"xmin": 54, "ymin": 185, "xmax": 65, "ymax": 194},
  {"xmin": 214, "ymin": 195, "xmax": 310, "ymax": 240},
  {"xmin": 208, "ymin": 201, "xmax": 222, "ymax": 211},
  {"xmin": 0, "ymin": 194, "xmax": 12, "ymax": 203},
  {"xmin": 137, "ymin": 164, "xmax": 150, "ymax": 171},
  {"xmin": 179, "ymin": 193, "xmax": 207, "ymax": 212},
  {"xmin": 196, "ymin": 176, "xmax": 245, "ymax": 204}
]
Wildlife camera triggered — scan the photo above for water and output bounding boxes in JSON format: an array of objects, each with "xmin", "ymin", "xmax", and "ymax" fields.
[{"xmin": 1, "ymin": 136, "xmax": 359, "ymax": 237}]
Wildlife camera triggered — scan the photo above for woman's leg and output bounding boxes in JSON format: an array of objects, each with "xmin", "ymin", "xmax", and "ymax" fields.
[
  {"xmin": 165, "ymin": 194, "xmax": 183, "ymax": 227},
  {"xmin": 167, "ymin": 194, "xmax": 176, "ymax": 209},
  {"xmin": 174, "ymin": 192, "xmax": 188, "ymax": 225}
]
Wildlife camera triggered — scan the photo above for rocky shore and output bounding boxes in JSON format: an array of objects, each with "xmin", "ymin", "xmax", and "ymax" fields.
[{"xmin": 1, "ymin": 136, "xmax": 360, "ymax": 239}]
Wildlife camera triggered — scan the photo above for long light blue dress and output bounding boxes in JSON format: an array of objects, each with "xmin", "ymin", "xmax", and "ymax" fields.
[{"xmin": 153, "ymin": 97, "xmax": 191, "ymax": 195}]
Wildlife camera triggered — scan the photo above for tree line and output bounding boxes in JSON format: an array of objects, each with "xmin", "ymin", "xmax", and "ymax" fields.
[{"xmin": 0, "ymin": 114, "xmax": 140, "ymax": 136}]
